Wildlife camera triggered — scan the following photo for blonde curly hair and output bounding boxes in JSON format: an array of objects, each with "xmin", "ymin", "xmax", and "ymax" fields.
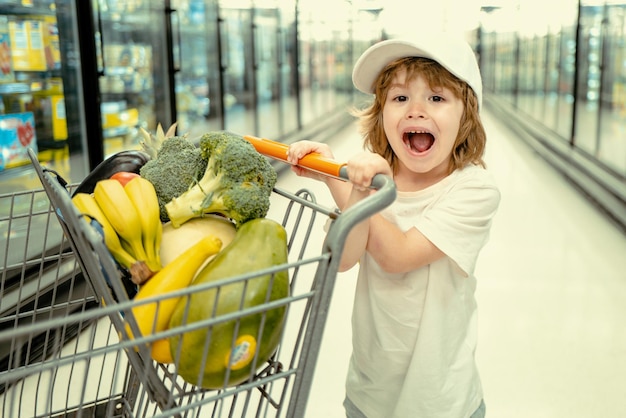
[{"xmin": 353, "ymin": 57, "xmax": 486, "ymax": 175}]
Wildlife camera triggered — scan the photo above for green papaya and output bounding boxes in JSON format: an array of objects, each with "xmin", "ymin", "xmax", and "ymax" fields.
[{"xmin": 168, "ymin": 218, "xmax": 289, "ymax": 389}]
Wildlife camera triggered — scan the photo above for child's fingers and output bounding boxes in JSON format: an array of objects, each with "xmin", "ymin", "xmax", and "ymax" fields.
[
  {"xmin": 287, "ymin": 141, "xmax": 334, "ymax": 162},
  {"xmin": 286, "ymin": 142, "xmax": 308, "ymax": 164},
  {"xmin": 346, "ymin": 152, "xmax": 392, "ymax": 188}
]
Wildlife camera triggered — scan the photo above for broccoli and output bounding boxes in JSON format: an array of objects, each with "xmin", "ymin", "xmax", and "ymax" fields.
[
  {"xmin": 164, "ymin": 131, "xmax": 277, "ymax": 228},
  {"xmin": 139, "ymin": 125, "xmax": 207, "ymax": 222}
]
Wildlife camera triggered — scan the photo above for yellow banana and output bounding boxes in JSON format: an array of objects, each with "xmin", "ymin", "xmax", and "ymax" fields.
[
  {"xmin": 72, "ymin": 192, "xmax": 136, "ymax": 269},
  {"xmin": 125, "ymin": 235, "xmax": 223, "ymax": 363},
  {"xmin": 93, "ymin": 179, "xmax": 149, "ymax": 267},
  {"xmin": 119, "ymin": 237, "xmax": 154, "ymax": 284},
  {"xmin": 124, "ymin": 176, "xmax": 162, "ymax": 273}
]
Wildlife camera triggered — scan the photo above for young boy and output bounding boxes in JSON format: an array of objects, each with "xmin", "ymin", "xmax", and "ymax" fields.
[{"xmin": 288, "ymin": 33, "xmax": 500, "ymax": 417}]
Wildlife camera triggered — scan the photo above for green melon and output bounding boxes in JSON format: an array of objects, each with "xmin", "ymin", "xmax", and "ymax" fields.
[{"xmin": 168, "ymin": 218, "xmax": 289, "ymax": 389}]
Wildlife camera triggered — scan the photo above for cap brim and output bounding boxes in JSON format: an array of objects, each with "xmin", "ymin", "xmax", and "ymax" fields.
[{"xmin": 352, "ymin": 40, "xmax": 436, "ymax": 94}]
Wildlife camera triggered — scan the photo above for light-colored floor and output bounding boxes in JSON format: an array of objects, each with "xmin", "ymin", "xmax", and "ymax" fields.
[{"xmin": 275, "ymin": 109, "xmax": 626, "ymax": 417}]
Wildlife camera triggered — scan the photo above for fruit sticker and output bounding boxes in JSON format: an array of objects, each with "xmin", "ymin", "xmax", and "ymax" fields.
[
  {"xmin": 225, "ymin": 335, "xmax": 257, "ymax": 371},
  {"xmin": 0, "ymin": 112, "xmax": 38, "ymax": 170}
]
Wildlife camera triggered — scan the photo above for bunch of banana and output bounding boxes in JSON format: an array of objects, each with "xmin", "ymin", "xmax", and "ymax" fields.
[{"xmin": 72, "ymin": 176, "xmax": 163, "ymax": 285}]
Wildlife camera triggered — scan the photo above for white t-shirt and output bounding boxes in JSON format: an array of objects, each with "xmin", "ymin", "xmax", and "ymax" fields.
[{"xmin": 345, "ymin": 165, "xmax": 500, "ymax": 418}]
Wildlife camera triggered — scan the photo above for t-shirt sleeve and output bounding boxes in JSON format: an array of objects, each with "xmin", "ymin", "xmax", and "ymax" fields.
[{"xmin": 414, "ymin": 169, "xmax": 500, "ymax": 276}]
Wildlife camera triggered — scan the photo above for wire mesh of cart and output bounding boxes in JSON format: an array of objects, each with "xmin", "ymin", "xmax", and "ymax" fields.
[{"xmin": 0, "ymin": 144, "xmax": 395, "ymax": 418}]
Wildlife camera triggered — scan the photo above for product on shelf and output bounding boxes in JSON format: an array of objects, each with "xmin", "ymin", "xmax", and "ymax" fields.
[{"xmin": 0, "ymin": 111, "xmax": 37, "ymax": 170}]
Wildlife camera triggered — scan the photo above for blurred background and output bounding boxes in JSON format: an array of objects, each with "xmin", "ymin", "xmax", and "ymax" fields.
[
  {"xmin": 0, "ymin": 0, "xmax": 623, "ymax": 222},
  {"xmin": 0, "ymin": 0, "xmax": 625, "ymax": 416}
]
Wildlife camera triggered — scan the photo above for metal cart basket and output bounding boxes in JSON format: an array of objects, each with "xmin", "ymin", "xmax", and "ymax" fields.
[{"xmin": 0, "ymin": 147, "xmax": 395, "ymax": 418}]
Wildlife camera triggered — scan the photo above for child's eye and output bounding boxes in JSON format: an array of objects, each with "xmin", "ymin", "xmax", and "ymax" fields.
[
  {"xmin": 431, "ymin": 95, "xmax": 444, "ymax": 102},
  {"xmin": 393, "ymin": 95, "xmax": 408, "ymax": 102}
]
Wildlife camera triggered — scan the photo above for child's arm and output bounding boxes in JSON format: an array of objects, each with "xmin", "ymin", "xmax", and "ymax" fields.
[
  {"xmin": 336, "ymin": 152, "xmax": 446, "ymax": 273},
  {"xmin": 287, "ymin": 142, "xmax": 372, "ymax": 269},
  {"xmin": 365, "ymin": 215, "xmax": 445, "ymax": 273},
  {"xmin": 288, "ymin": 143, "xmax": 445, "ymax": 273}
]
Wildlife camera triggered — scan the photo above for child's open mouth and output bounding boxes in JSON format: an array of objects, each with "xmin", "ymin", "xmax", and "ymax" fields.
[{"xmin": 404, "ymin": 131, "xmax": 435, "ymax": 153}]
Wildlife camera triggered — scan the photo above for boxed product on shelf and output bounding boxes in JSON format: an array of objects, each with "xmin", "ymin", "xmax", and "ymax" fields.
[
  {"xmin": 32, "ymin": 78, "xmax": 67, "ymax": 141},
  {"xmin": 43, "ymin": 16, "xmax": 60, "ymax": 70},
  {"xmin": 32, "ymin": 93, "xmax": 67, "ymax": 142},
  {"xmin": 0, "ymin": 16, "xmax": 14, "ymax": 82},
  {"xmin": 9, "ymin": 19, "xmax": 46, "ymax": 72},
  {"xmin": 102, "ymin": 44, "xmax": 153, "ymax": 93},
  {"xmin": 102, "ymin": 109, "xmax": 139, "ymax": 131},
  {"xmin": 0, "ymin": 111, "xmax": 37, "ymax": 170},
  {"xmin": 50, "ymin": 95, "xmax": 66, "ymax": 140}
]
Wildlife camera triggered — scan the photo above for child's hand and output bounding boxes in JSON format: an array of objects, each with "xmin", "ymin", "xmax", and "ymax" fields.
[
  {"xmin": 287, "ymin": 140, "xmax": 335, "ymax": 181},
  {"xmin": 346, "ymin": 152, "xmax": 392, "ymax": 191}
]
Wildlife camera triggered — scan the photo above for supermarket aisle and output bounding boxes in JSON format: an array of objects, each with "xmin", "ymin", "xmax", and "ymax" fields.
[{"xmin": 273, "ymin": 109, "xmax": 626, "ymax": 417}]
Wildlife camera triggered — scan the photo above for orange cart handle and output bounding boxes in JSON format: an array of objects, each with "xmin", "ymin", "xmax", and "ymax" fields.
[{"xmin": 244, "ymin": 135, "xmax": 347, "ymax": 179}]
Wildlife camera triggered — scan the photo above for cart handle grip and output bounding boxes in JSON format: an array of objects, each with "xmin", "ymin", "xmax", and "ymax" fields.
[
  {"xmin": 244, "ymin": 135, "xmax": 346, "ymax": 179},
  {"xmin": 243, "ymin": 135, "xmax": 394, "ymax": 192}
]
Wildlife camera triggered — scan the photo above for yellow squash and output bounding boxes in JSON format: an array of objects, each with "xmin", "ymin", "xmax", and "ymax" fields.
[
  {"xmin": 160, "ymin": 215, "xmax": 236, "ymax": 267},
  {"xmin": 125, "ymin": 235, "xmax": 222, "ymax": 363}
]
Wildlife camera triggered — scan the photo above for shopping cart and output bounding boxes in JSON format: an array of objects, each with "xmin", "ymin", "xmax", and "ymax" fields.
[{"xmin": 0, "ymin": 144, "xmax": 395, "ymax": 418}]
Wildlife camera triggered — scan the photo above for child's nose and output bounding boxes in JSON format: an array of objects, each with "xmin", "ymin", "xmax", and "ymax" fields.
[{"xmin": 406, "ymin": 100, "xmax": 427, "ymax": 119}]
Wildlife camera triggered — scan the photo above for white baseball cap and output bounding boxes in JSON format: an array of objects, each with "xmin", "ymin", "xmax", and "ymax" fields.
[{"xmin": 352, "ymin": 33, "xmax": 483, "ymax": 109}]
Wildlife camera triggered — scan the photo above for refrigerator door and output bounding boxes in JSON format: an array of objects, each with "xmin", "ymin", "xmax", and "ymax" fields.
[
  {"xmin": 0, "ymin": 0, "xmax": 95, "ymax": 378},
  {"xmin": 93, "ymin": 0, "xmax": 174, "ymax": 158},
  {"xmin": 170, "ymin": 0, "xmax": 222, "ymax": 139},
  {"xmin": 253, "ymin": 6, "xmax": 281, "ymax": 139},
  {"xmin": 217, "ymin": 5, "xmax": 255, "ymax": 135},
  {"xmin": 169, "ymin": 2, "xmax": 299, "ymax": 142},
  {"xmin": 0, "ymin": 0, "xmax": 89, "ymax": 187}
]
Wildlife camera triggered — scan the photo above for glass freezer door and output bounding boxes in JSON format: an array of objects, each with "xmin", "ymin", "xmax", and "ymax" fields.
[
  {"xmin": 170, "ymin": 0, "xmax": 223, "ymax": 139},
  {"xmin": 93, "ymin": 0, "xmax": 174, "ymax": 158},
  {"xmin": 0, "ymin": 0, "xmax": 95, "ymax": 378},
  {"xmin": 0, "ymin": 0, "xmax": 89, "ymax": 191}
]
